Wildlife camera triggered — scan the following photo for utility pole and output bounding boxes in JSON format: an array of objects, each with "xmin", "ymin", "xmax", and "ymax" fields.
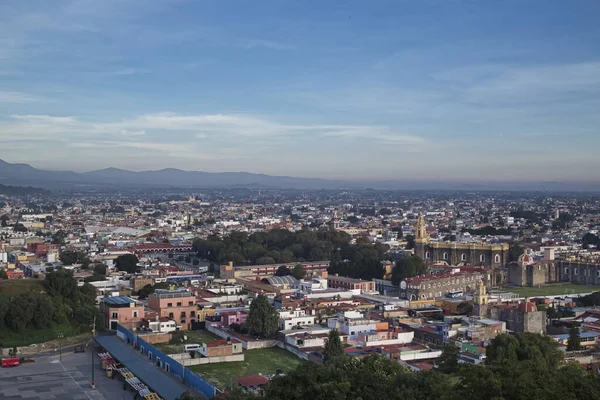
[
  {"xmin": 58, "ymin": 333, "xmax": 64, "ymax": 362},
  {"xmin": 91, "ymin": 316, "xmax": 96, "ymax": 389}
]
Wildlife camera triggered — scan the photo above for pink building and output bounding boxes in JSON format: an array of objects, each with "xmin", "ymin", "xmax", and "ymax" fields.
[
  {"xmin": 101, "ymin": 296, "xmax": 145, "ymax": 331},
  {"xmin": 148, "ymin": 289, "xmax": 196, "ymax": 330}
]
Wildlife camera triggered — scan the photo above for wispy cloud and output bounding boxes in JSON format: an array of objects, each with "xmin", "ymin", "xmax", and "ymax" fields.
[{"xmin": 0, "ymin": 91, "xmax": 40, "ymax": 103}]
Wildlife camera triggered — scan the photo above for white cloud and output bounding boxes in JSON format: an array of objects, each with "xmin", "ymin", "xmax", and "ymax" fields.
[{"xmin": 0, "ymin": 91, "xmax": 39, "ymax": 103}]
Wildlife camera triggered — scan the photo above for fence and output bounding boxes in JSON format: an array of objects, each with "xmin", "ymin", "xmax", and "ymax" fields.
[{"xmin": 116, "ymin": 325, "xmax": 217, "ymax": 398}]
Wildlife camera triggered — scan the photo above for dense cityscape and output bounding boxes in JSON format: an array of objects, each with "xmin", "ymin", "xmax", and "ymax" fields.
[
  {"xmin": 2, "ymin": 183, "xmax": 600, "ymax": 399},
  {"xmin": 2, "ymin": 1, "xmax": 599, "ymax": 399}
]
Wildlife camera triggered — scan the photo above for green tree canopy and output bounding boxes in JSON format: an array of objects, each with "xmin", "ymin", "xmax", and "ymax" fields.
[
  {"xmin": 323, "ymin": 329, "xmax": 345, "ymax": 363},
  {"xmin": 391, "ymin": 256, "xmax": 427, "ymax": 285},
  {"xmin": 246, "ymin": 294, "xmax": 278, "ymax": 338},
  {"xmin": 291, "ymin": 264, "xmax": 306, "ymax": 280},
  {"xmin": 114, "ymin": 253, "xmax": 139, "ymax": 274},
  {"xmin": 275, "ymin": 265, "xmax": 291, "ymax": 276}
]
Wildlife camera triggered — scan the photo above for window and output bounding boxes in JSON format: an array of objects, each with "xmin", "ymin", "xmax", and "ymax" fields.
[
  {"xmin": 167, "ymin": 303, "xmax": 173, "ymax": 307},
  {"xmin": 564, "ymin": 268, "xmax": 570, "ymax": 274},
  {"xmin": 188, "ymin": 301, "xmax": 194, "ymax": 306},
  {"xmin": 133, "ymin": 311, "xmax": 138, "ymax": 318},
  {"xmin": 574, "ymin": 268, "xmax": 578, "ymax": 276},
  {"xmin": 461, "ymin": 254, "xmax": 467, "ymax": 262},
  {"xmin": 480, "ymin": 254, "xmax": 485, "ymax": 262},
  {"xmin": 181, "ymin": 319, "xmax": 186, "ymax": 324},
  {"xmin": 494, "ymin": 254, "xmax": 500, "ymax": 263},
  {"xmin": 190, "ymin": 311, "xmax": 196, "ymax": 318},
  {"xmin": 177, "ymin": 302, "xmax": 182, "ymax": 307},
  {"xmin": 425, "ymin": 251, "xmax": 430, "ymax": 259},
  {"xmin": 168, "ymin": 312, "xmax": 174, "ymax": 319},
  {"xmin": 111, "ymin": 312, "xmax": 118, "ymax": 319},
  {"xmin": 443, "ymin": 252, "xmax": 448, "ymax": 260},
  {"xmin": 180, "ymin": 312, "xmax": 186, "ymax": 318}
]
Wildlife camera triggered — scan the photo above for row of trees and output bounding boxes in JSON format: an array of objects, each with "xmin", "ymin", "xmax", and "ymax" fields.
[
  {"xmin": 216, "ymin": 332, "xmax": 600, "ymax": 400},
  {"xmin": 0, "ymin": 270, "xmax": 98, "ymax": 333},
  {"xmin": 192, "ymin": 229, "xmax": 352, "ymax": 266}
]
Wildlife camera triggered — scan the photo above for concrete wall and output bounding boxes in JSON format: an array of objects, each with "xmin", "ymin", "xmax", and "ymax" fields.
[
  {"xmin": 170, "ymin": 353, "xmax": 245, "ymax": 366},
  {"xmin": 206, "ymin": 324, "xmax": 278, "ymax": 350}
]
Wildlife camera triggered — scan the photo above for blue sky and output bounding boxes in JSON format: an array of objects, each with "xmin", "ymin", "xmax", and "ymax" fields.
[{"xmin": 1, "ymin": 0, "xmax": 599, "ymax": 182}]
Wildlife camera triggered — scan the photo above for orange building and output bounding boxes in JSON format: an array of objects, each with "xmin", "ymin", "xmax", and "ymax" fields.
[{"xmin": 148, "ymin": 289, "xmax": 196, "ymax": 330}]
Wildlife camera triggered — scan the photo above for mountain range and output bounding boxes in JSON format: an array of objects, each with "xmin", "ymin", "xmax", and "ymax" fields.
[{"xmin": 0, "ymin": 159, "xmax": 598, "ymax": 191}]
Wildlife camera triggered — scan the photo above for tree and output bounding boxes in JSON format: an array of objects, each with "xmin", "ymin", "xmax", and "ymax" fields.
[
  {"xmin": 93, "ymin": 264, "xmax": 107, "ymax": 276},
  {"xmin": 59, "ymin": 251, "xmax": 89, "ymax": 266},
  {"xmin": 580, "ymin": 291, "xmax": 600, "ymax": 307},
  {"xmin": 508, "ymin": 242, "xmax": 524, "ymax": 262},
  {"xmin": 567, "ymin": 323, "xmax": 581, "ymax": 351},
  {"xmin": 114, "ymin": 254, "xmax": 139, "ymax": 274},
  {"xmin": 405, "ymin": 235, "xmax": 416, "ymax": 250},
  {"xmin": 291, "ymin": 264, "xmax": 306, "ymax": 280},
  {"xmin": 0, "ymin": 270, "xmax": 8, "ymax": 280},
  {"xmin": 437, "ymin": 345, "xmax": 460, "ymax": 373},
  {"xmin": 486, "ymin": 333, "xmax": 563, "ymax": 369},
  {"xmin": 44, "ymin": 269, "xmax": 78, "ymax": 300},
  {"xmin": 582, "ymin": 233, "xmax": 599, "ymax": 249},
  {"xmin": 323, "ymin": 329, "xmax": 344, "ymax": 363},
  {"xmin": 456, "ymin": 301, "xmax": 474, "ymax": 316},
  {"xmin": 53, "ymin": 229, "xmax": 67, "ymax": 245},
  {"xmin": 275, "ymin": 265, "xmax": 291, "ymax": 276},
  {"xmin": 0, "ymin": 214, "xmax": 8, "ymax": 227},
  {"xmin": 246, "ymin": 294, "xmax": 278, "ymax": 338},
  {"xmin": 391, "ymin": 256, "xmax": 427, "ymax": 285}
]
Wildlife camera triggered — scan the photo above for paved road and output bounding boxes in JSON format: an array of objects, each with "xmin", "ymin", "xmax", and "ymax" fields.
[{"xmin": 0, "ymin": 348, "xmax": 133, "ymax": 400}]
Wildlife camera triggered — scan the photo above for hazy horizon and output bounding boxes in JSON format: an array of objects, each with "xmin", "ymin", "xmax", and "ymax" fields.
[{"xmin": 1, "ymin": 1, "xmax": 599, "ymax": 181}]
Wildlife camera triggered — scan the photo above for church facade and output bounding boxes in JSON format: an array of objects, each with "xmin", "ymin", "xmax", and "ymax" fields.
[{"xmin": 413, "ymin": 214, "xmax": 509, "ymax": 268}]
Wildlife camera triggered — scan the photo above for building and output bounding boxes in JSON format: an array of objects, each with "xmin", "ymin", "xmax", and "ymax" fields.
[
  {"xmin": 131, "ymin": 275, "xmax": 154, "ymax": 291},
  {"xmin": 141, "ymin": 316, "xmax": 178, "ymax": 333},
  {"xmin": 200, "ymin": 338, "xmax": 243, "ymax": 357},
  {"xmin": 399, "ymin": 271, "xmax": 485, "ymax": 300},
  {"xmin": 414, "ymin": 214, "xmax": 509, "ymax": 267},
  {"xmin": 508, "ymin": 251, "xmax": 600, "ymax": 287},
  {"xmin": 148, "ymin": 289, "xmax": 197, "ymax": 330},
  {"xmin": 507, "ymin": 252, "xmax": 559, "ymax": 287},
  {"xmin": 327, "ymin": 274, "xmax": 376, "ymax": 293},
  {"xmin": 220, "ymin": 261, "xmax": 329, "ymax": 280},
  {"xmin": 101, "ymin": 296, "xmax": 145, "ymax": 330},
  {"xmin": 278, "ymin": 309, "xmax": 316, "ymax": 330}
]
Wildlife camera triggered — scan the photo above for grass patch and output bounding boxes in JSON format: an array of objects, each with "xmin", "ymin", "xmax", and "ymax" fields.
[
  {"xmin": 0, "ymin": 279, "xmax": 45, "ymax": 297},
  {"xmin": 499, "ymin": 283, "xmax": 599, "ymax": 297},
  {"xmin": 154, "ymin": 330, "xmax": 221, "ymax": 354},
  {"xmin": 0, "ymin": 323, "xmax": 84, "ymax": 348},
  {"xmin": 189, "ymin": 347, "xmax": 302, "ymax": 389}
]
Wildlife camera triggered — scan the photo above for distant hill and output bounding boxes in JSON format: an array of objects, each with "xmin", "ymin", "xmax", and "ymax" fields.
[{"xmin": 0, "ymin": 159, "xmax": 598, "ymax": 191}]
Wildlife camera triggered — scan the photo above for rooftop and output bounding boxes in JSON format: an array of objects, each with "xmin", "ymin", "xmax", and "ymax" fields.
[{"xmin": 102, "ymin": 296, "xmax": 136, "ymax": 306}]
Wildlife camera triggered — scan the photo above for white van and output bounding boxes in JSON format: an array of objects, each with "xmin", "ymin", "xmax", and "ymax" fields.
[{"xmin": 184, "ymin": 344, "xmax": 201, "ymax": 352}]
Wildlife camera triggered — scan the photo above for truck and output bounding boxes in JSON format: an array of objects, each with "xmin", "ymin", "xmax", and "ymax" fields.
[{"xmin": 1, "ymin": 358, "xmax": 20, "ymax": 368}]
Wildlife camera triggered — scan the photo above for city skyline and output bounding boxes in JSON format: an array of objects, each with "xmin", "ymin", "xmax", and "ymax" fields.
[{"xmin": 1, "ymin": 0, "xmax": 599, "ymax": 182}]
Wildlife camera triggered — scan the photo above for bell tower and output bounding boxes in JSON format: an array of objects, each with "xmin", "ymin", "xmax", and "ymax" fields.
[
  {"xmin": 415, "ymin": 213, "xmax": 428, "ymax": 243},
  {"xmin": 330, "ymin": 210, "xmax": 340, "ymax": 231},
  {"xmin": 474, "ymin": 279, "xmax": 488, "ymax": 305}
]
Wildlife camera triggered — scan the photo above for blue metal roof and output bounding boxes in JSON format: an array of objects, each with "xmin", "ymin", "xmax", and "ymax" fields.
[
  {"xmin": 95, "ymin": 336, "xmax": 186, "ymax": 400},
  {"xmin": 103, "ymin": 296, "xmax": 135, "ymax": 306}
]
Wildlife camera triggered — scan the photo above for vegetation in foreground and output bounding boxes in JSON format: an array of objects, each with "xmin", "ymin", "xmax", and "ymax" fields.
[
  {"xmin": 196, "ymin": 332, "xmax": 600, "ymax": 400},
  {"xmin": 0, "ymin": 270, "xmax": 99, "ymax": 348}
]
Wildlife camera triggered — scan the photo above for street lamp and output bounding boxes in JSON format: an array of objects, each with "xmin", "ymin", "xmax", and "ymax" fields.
[
  {"xmin": 58, "ymin": 333, "xmax": 64, "ymax": 362},
  {"xmin": 91, "ymin": 316, "xmax": 96, "ymax": 389}
]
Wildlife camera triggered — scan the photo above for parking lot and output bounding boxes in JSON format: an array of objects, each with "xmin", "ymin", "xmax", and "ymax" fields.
[{"xmin": 0, "ymin": 347, "xmax": 132, "ymax": 400}]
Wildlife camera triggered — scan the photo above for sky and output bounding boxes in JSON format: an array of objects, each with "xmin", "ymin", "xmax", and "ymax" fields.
[{"xmin": 1, "ymin": 0, "xmax": 599, "ymax": 182}]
